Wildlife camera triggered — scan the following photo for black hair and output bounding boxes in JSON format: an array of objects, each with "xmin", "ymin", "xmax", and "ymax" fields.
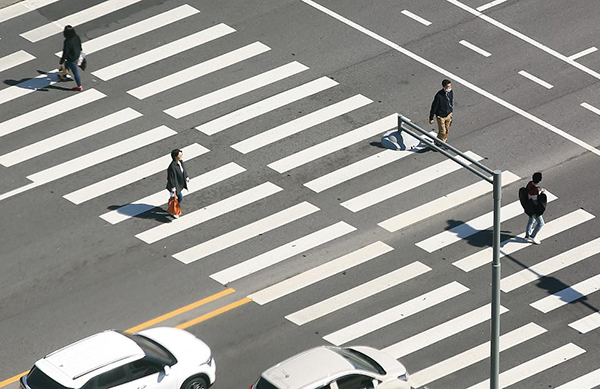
[
  {"xmin": 63, "ymin": 25, "xmax": 76, "ymax": 39},
  {"xmin": 532, "ymin": 172, "xmax": 542, "ymax": 183},
  {"xmin": 442, "ymin": 79, "xmax": 452, "ymax": 87},
  {"xmin": 171, "ymin": 149, "xmax": 182, "ymax": 160}
]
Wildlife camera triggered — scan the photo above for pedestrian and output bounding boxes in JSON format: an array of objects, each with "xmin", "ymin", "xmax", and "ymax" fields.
[
  {"xmin": 58, "ymin": 25, "xmax": 84, "ymax": 91},
  {"xmin": 429, "ymin": 79, "xmax": 454, "ymax": 149},
  {"xmin": 166, "ymin": 149, "xmax": 190, "ymax": 218},
  {"xmin": 524, "ymin": 172, "xmax": 547, "ymax": 245}
]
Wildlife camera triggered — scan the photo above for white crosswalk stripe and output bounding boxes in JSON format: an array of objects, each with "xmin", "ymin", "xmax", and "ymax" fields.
[
  {"xmin": 20, "ymin": 0, "xmax": 142, "ymax": 42},
  {"xmin": 340, "ymin": 151, "xmax": 483, "ymax": 212},
  {"xmin": 210, "ymin": 221, "xmax": 357, "ymax": 284},
  {"xmin": 556, "ymin": 368, "xmax": 600, "ymax": 389},
  {"xmin": 569, "ymin": 312, "xmax": 600, "ymax": 334},
  {"xmin": 92, "ymin": 24, "xmax": 235, "ymax": 81},
  {"xmin": 0, "ymin": 108, "xmax": 142, "ymax": 167},
  {"xmin": 63, "ymin": 143, "xmax": 208, "ymax": 205},
  {"xmin": 129, "ymin": 42, "xmax": 270, "ymax": 99},
  {"xmin": 268, "ymin": 114, "xmax": 398, "ymax": 174},
  {"xmin": 454, "ymin": 209, "xmax": 595, "ymax": 272},
  {"xmin": 99, "ymin": 162, "xmax": 245, "ymax": 225},
  {"xmin": 531, "ymin": 273, "xmax": 600, "ymax": 313},
  {"xmin": 232, "ymin": 95, "xmax": 372, "ymax": 153},
  {"xmin": 249, "ymin": 241, "xmax": 393, "ymax": 305},
  {"xmin": 173, "ymin": 202, "xmax": 320, "ymax": 264},
  {"xmin": 322, "ymin": 281, "xmax": 467, "ymax": 345},
  {"xmin": 165, "ymin": 61, "xmax": 309, "ymax": 119},
  {"xmin": 0, "ymin": 0, "xmax": 59, "ymax": 24},
  {"xmin": 0, "ymin": 70, "xmax": 59, "ymax": 106},
  {"xmin": 0, "ymin": 50, "xmax": 35, "ymax": 73},
  {"xmin": 136, "ymin": 182, "xmax": 283, "ymax": 244}
]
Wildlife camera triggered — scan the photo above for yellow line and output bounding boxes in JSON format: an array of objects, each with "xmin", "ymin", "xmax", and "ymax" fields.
[
  {"xmin": 176, "ymin": 297, "xmax": 252, "ymax": 330},
  {"xmin": 0, "ymin": 372, "xmax": 26, "ymax": 388},
  {"xmin": 126, "ymin": 288, "xmax": 235, "ymax": 333}
]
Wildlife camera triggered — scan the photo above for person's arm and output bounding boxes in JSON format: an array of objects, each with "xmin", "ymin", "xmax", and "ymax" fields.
[
  {"xmin": 429, "ymin": 94, "xmax": 439, "ymax": 123},
  {"xmin": 59, "ymin": 40, "xmax": 67, "ymax": 64},
  {"xmin": 166, "ymin": 165, "xmax": 177, "ymax": 195}
]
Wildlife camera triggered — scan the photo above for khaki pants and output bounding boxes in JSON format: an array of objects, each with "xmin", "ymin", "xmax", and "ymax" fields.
[{"xmin": 436, "ymin": 113, "xmax": 453, "ymax": 142}]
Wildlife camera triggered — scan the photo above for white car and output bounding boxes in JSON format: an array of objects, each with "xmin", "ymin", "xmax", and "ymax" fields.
[
  {"xmin": 250, "ymin": 346, "xmax": 413, "ymax": 389},
  {"xmin": 20, "ymin": 327, "xmax": 215, "ymax": 389}
]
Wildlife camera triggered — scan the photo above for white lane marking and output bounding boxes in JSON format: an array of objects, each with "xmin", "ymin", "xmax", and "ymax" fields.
[
  {"xmin": 459, "ymin": 40, "xmax": 491, "ymax": 57},
  {"xmin": 129, "ymin": 42, "xmax": 270, "ymax": 99},
  {"xmin": 383, "ymin": 304, "xmax": 508, "ymax": 359},
  {"xmin": 0, "ymin": 50, "xmax": 35, "ymax": 73},
  {"xmin": 379, "ymin": 171, "xmax": 520, "ymax": 232},
  {"xmin": 197, "ymin": 76, "xmax": 338, "ymax": 135},
  {"xmin": 581, "ymin": 102, "xmax": 600, "ymax": 116},
  {"xmin": 518, "ymin": 70, "xmax": 553, "ymax": 89},
  {"xmin": 92, "ymin": 24, "xmax": 235, "ymax": 81},
  {"xmin": 165, "ymin": 61, "xmax": 308, "ymax": 119},
  {"xmin": 64, "ymin": 143, "xmax": 208, "ymax": 205},
  {"xmin": 415, "ymin": 191, "xmax": 553, "ymax": 253},
  {"xmin": 21, "ymin": 0, "xmax": 142, "ymax": 42},
  {"xmin": 569, "ymin": 312, "xmax": 600, "ymax": 334},
  {"xmin": 55, "ymin": 5, "xmax": 200, "ymax": 57},
  {"xmin": 0, "ymin": 108, "xmax": 142, "ymax": 167},
  {"xmin": 341, "ymin": 151, "xmax": 482, "ymax": 213},
  {"xmin": 249, "ymin": 241, "xmax": 393, "ymax": 305},
  {"xmin": 0, "ymin": 0, "xmax": 59, "ymax": 24},
  {"xmin": 99, "ymin": 162, "xmax": 245, "ymax": 224},
  {"xmin": 556, "ymin": 367, "xmax": 600, "ymax": 389},
  {"xmin": 305, "ymin": 130, "xmax": 438, "ymax": 193},
  {"xmin": 232, "ymin": 95, "xmax": 372, "ymax": 153},
  {"xmin": 0, "ymin": 89, "xmax": 106, "ymax": 138},
  {"xmin": 269, "ymin": 114, "xmax": 398, "ymax": 174},
  {"xmin": 502, "ymin": 237, "xmax": 600, "ymax": 293},
  {"xmin": 454, "ymin": 209, "xmax": 594, "ymax": 272},
  {"xmin": 322, "ymin": 281, "xmax": 467, "ymax": 346},
  {"xmin": 210, "ymin": 222, "xmax": 356, "ymax": 284},
  {"xmin": 0, "ymin": 70, "xmax": 58, "ymax": 106},
  {"xmin": 173, "ymin": 202, "xmax": 320, "ymax": 264},
  {"xmin": 300, "ymin": 0, "xmax": 600, "ymax": 157},
  {"xmin": 466, "ymin": 343, "xmax": 585, "ymax": 389},
  {"xmin": 0, "ymin": 182, "xmax": 42, "ymax": 202},
  {"xmin": 476, "ymin": 0, "xmax": 508, "ymax": 12},
  {"xmin": 531, "ymin": 274, "xmax": 600, "ymax": 313},
  {"xmin": 409, "ymin": 323, "xmax": 547, "ymax": 388},
  {"xmin": 400, "ymin": 10, "xmax": 431, "ymax": 26},
  {"xmin": 136, "ymin": 182, "xmax": 282, "ymax": 244},
  {"xmin": 288, "ymin": 261, "xmax": 431, "ymax": 327},
  {"xmin": 569, "ymin": 47, "xmax": 598, "ymax": 61}
]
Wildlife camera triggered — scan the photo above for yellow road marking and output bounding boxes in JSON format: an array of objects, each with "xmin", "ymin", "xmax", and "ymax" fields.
[
  {"xmin": 0, "ymin": 372, "xmax": 26, "ymax": 388},
  {"xmin": 176, "ymin": 297, "xmax": 252, "ymax": 329}
]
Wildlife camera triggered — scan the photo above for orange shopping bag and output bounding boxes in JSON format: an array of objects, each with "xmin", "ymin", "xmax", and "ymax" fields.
[{"xmin": 167, "ymin": 193, "xmax": 181, "ymax": 216}]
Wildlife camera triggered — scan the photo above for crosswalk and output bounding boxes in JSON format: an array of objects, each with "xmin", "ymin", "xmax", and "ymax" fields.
[{"xmin": 2, "ymin": 2, "xmax": 600, "ymax": 388}]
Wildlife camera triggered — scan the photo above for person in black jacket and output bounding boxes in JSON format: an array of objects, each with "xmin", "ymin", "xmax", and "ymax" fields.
[
  {"xmin": 429, "ymin": 79, "xmax": 454, "ymax": 147},
  {"xmin": 59, "ymin": 25, "xmax": 83, "ymax": 91},
  {"xmin": 166, "ymin": 149, "xmax": 190, "ymax": 218}
]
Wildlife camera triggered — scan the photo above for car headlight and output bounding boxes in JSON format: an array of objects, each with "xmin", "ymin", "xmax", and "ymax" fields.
[
  {"xmin": 398, "ymin": 372, "xmax": 410, "ymax": 382},
  {"xmin": 203, "ymin": 355, "xmax": 213, "ymax": 367}
]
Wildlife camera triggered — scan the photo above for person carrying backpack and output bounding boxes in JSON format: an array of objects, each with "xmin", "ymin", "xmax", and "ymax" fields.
[{"xmin": 519, "ymin": 172, "xmax": 547, "ymax": 245}]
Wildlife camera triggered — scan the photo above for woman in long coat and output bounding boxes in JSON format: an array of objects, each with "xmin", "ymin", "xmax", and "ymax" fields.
[
  {"xmin": 166, "ymin": 149, "xmax": 190, "ymax": 217},
  {"xmin": 58, "ymin": 25, "xmax": 83, "ymax": 91}
]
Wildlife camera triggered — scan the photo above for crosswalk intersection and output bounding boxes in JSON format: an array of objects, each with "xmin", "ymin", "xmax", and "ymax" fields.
[{"xmin": 2, "ymin": 1, "xmax": 600, "ymax": 388}]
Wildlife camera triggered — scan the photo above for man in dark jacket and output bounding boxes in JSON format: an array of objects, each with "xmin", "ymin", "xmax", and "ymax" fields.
[
  {"xmin": 429, "ymin": 79, "xmax": 454, "ymax": 147},
  {"xmin": 59, "ymin": 25, "xmax": 83, "ymax": 91},
  {"xmin": 524, "ymin": 172, "xmax": 546, "ymax": 245},
  {"xmin": 166, "ymin": 149, "xmax": 190, "ymax": 218}
]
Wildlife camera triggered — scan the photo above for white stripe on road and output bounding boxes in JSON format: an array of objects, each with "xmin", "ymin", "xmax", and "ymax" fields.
[
  {"xmin": 581, "ymin": 102, "xmax": 600, "ymax": 117},
  {"xmin": 518, "ymin": 70, "xmax": 553, "ymax": 89},
  {"xmin": 341, "ymin": 151, "xmax": 482, "ymax": 213},
  {"xmin": 0, "ymin": 0, "xmax": 59, "ymax": 24},
  {"xmin": 232, "ymin": 95, "xmax": 372, "ymax": 153},
  {"xmin": 379, "ymin": 171, "xmax": 520, "ymax": 232},
  {"xmin": 21, "ymin": 0, "xmax": 142, "ymax": 42},
  {"xmin": 0, "ymin": 50, "xmax": 35, "ymax": 73},
  {"xmin": 64, "ymin": 143, "xmax": 208, "ymax": 205},
  {"xmin": 165, "ymin": 61, "xmax": 308, "ymax": 119},
  {"xmin": 249, "ymin": 241, "xmax": 393, "ymax": 305},
  {"xmin": 382, "ymin": 304, "xmax": 509, "ymax": 359},
  {"xmin": 409, "ymin": 323, "xmax": 547, "ymax": 388},
  {"xmin": 0, "ymin": 108, "xmax": 142, "ymax": 167},
  {"xmin": 92, "ymin": 24, "xmax": 235, "ymax": 81},
  {"xmin": 454, "ymin": 209, "xmax": 594, "ymax": 272},
  {"xmin": 322, "ymin": 281, "xmax": 466, "ymax": 345},
  {"xmin": 459, "ymin": 40, "xmax": 491, "ymax": 57},
  {"xmin": 0, "ymin": 71, "xmax": 59, "ymax": 106},
  {"xmin": 476, "ymin": 0, "xmax": 508, "ymax": 12},
  {"xmin": 288, "ymin": 261, "xmax": 431, "ymax": 326},
  {"xmin": 502, "ymin": 237, "xmax": 600, "ymax": 293},
  {"xmin": 210, "ymin": 222, "xmax": 356, "ymax": 284},
  {"xmin": 531, "ymin": 274, "xmax": 600, "ymax": 313},
  {"xmin": 196, "ymin": 77, "xmax": 338, "ymax": 135},
  {"xmin": 569, "ymin": 312, "xmax": 600, "ymax": 334},
  {"xmin": 26, "ymin": 126, "xmax": 176, "ymax": 184},
  {"xmin": 569, "ymin": 47, "xmax": 598, "ymax": 61},
  {"xmin": 173, "ymin": 202, "xmax": 320, "ymax": 264},
  {"xmin": 99, "ymin": 162, "xmax": 245, "ymax": 224},
  {"xmin": 136, "ymin": 182, "xmax": 283, "ymax": 244},
  {"xmin": 556, "ymin": 368, "xmax": 600, "ymax": 389},
  {"xmin": 129, "ymin": 42, "xmax": 269, "ymax": 99},
  {"xmin": 268, "ymin": 114, "xmax": 398, "ymax": 174},
  {"xmin": 400, "ymin": 10, "xmax": 431, "ymax": 26},
  {"xmin": 56, "ymin": 5, "xmax": 200, "ymax": 57},
  {"xmin": 0, "ymin": 89, "xmax": 106, "ymax": 138},
  {"xmin": 466, "ymin": 343, "xmax": 585, "ymax": 389}
]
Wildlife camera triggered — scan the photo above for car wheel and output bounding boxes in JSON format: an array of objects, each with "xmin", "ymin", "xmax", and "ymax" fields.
[{"xmin": 183, "ymin": 377, "xmax": 209, "ymax": 389}]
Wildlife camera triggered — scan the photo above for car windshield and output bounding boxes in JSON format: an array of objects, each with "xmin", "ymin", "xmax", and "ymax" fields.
[
  {"xmin": 27, "ymin": 366, "xmax": 71, "ymax": 389},
  {"xmin": 124, "ymin": 334, "xmax": 177, "ymax": 365},
  {"xmin": 331, "ymin": 348, "xmax": 386, "ymax": 375},
  {"xmin": 255, "ymin": 377, "xmax": 278, "ymax": 389}
]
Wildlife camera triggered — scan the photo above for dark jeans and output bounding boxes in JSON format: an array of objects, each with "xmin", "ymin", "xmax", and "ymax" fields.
[{"xmin": 65, "ymin": 61, "xmax": 81, "ymax": 87}]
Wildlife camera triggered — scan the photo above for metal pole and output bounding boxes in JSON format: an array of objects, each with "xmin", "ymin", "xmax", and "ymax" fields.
[{"xmin": 490, "ymin": 170, "xmax": 502, "ymax": 389}]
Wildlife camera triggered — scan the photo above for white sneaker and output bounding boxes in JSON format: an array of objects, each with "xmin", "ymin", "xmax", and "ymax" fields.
[
  {"xmin": 173, "ymin": 214, "xmax": 180, "ymax": 219},
  {"xmin": 531, "ymin": 237, "xmax": 541, "ymax": 245}
]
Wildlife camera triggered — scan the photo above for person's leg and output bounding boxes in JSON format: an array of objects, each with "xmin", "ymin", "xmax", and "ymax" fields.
[
  {"xmin": 436, "ymin": 116, "xmax": 446, "ymax": 142},
  {"xmin": 177, "ymin": 191, "xmax": 183, "ymax": 204},
  {"xmin": 66, "ymin": 61, "xmax": 81, "ymax": 87},
  {"xmin": 525, "ymin": 215, "xmax": 535, "ymax": 238},
  {"xmin": 530, "ymin": 215, "xmax": 545, "ymax": 238}
]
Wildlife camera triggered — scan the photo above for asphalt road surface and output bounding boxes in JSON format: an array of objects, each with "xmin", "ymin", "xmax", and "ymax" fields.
[{"xmin": 1, "ymin": 0, "xmax": 600, "ymax": 388}]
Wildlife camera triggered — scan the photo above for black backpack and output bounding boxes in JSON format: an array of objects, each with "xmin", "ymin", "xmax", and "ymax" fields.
[{"xmin": 519, "ymin": 187, "xmax": 547, "ymax": 216}]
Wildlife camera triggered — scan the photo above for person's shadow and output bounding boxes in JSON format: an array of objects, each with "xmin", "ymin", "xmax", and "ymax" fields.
[
  {"xmin": 4, "ymin": 69, "xmax": 73, "ymax": 91},
  {"xmin": 443, "ymin": 219, "xmax": 514, "ymax": 249},
  {"xmin": 106, "ymin": 204, "xmax": 174, "ymax": 223}
]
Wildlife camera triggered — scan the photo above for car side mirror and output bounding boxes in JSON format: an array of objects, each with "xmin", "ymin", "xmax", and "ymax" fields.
[{"xmin": 163, "ymin": 366, "xmax": 171, "ymax": 376}]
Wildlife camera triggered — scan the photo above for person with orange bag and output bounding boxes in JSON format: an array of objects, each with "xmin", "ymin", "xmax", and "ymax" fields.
[{"xmin": 166, "ymin": 149, "xmax": 190, "ymax": 219}]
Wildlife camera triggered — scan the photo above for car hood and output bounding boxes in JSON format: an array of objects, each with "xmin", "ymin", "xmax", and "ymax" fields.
[
  {"xmin": 351, "ymin": 346, "xmax": 407, "ymax": 377},
  {"xmin": 139, "ymin": 327, "xmax": 211, "ymax": 365}
]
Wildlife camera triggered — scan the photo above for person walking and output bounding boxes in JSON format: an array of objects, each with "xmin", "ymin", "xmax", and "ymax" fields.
[
  {"xmin": 166, "ymin": 149, "xmax": 190, "ymax": 218},
  {"xmin": 58, "ymin": 25, "xmax": 84, "ymax": 91},
  {"xmin": 524, "ymin": 172, "xmax": 547, "ymax": 245},
  {"xmin": 429, "ymin": 79, "xmax": 454, "ymax": 149}
]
